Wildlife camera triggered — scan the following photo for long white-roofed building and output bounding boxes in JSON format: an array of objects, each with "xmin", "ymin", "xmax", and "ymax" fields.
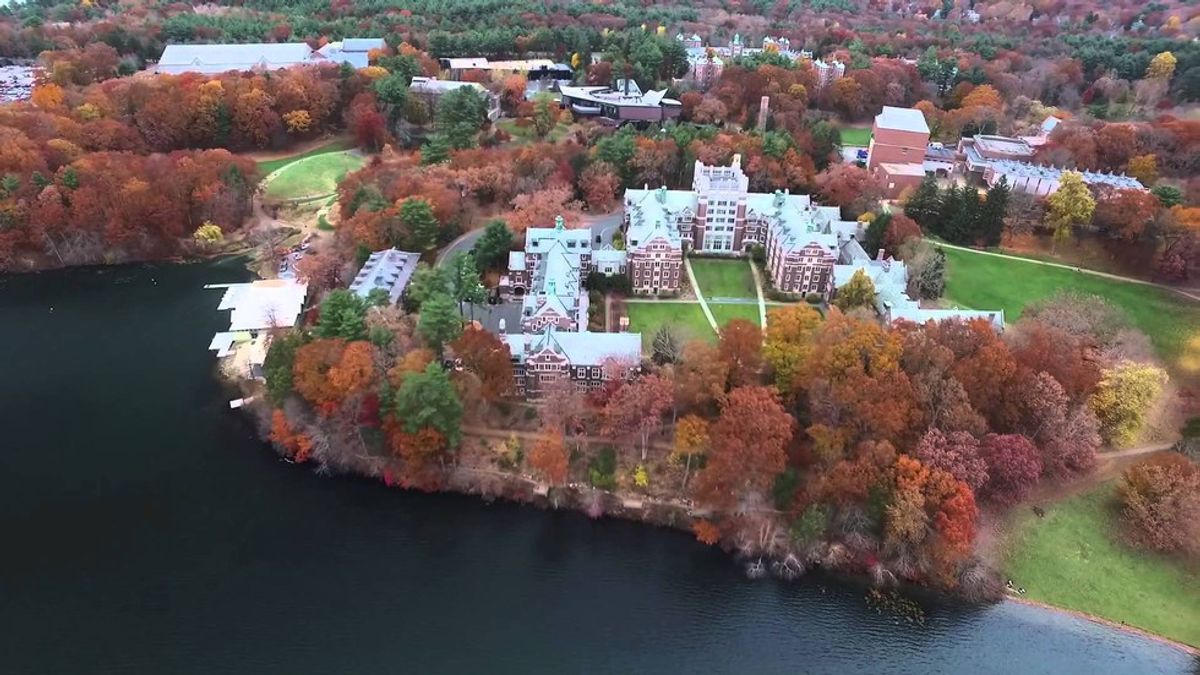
[
  {"xmin": 206, "ymin": 279, "xmax": 308, "ymax": 378},
  {"xmin": 156, "ymin": 38, "xmax": 383, "ymax": 75},
  {"xmin": 349, "ymin": 248, "xmax": 421, "ymax": 305}
]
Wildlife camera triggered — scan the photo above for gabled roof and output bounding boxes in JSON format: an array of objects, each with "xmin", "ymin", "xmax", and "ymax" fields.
[
  {"xmin": 504, "ymin": 327, "xmax": 642, "ymax": 366},
  {"xmin": 215, "ymin": 279, "xmax": 308, "ymax": 331},
  {"xmin": 158, "ymin": 43, "xmax": 316, "ymax": 74}
]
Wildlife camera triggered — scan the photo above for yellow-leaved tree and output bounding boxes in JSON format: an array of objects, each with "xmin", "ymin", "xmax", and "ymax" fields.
[
  {"xmin": 1045, "ymin": 171, "xmax": 1095, "ymax": 251},
  {"xmin": 1090, "ymin": 361, "xmax": 1168, "ymax": 447},
  {"xmin": 192, "ymin": 221, "xmax": 224, "ymax": 245},
  {"xmin": 1145, "ymin": 51, "xmax": 1177, "ymax": 80}
]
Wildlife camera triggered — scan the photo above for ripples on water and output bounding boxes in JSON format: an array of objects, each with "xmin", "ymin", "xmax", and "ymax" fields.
[{"xmin": 0, "ymin": 263, "xmax": 1195, "ymax": 675}]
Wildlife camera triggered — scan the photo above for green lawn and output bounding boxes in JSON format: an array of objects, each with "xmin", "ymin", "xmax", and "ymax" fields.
[
  {"xmin": 942, "ymin": 248, "xmax": 1200, "ymax": 380},
  {"xmin": 625, "ymin": 300, "xmax": 763, "ymax": 349},
  {"xmin": 691, "ymin": 258, "xmax": 757, "ymax": 299},
  {"xmin": 256, "ymin": 138, "xmax": 356, "ymax": 176},
  {"xmin": 839, "ymin": 126, "xmax": 872, "ymax": 146},
  {"xmin": 495, "ymin": 119, "xmax": 574, "ymax": 144},
  {"xmin": 709, "ymin": 302, "xmax": 762, "ymax": 328},
  {"xmin": 263, "ymin": 151, "xmax": 366, "ymax": 201},
  {"xmin": 1004, "ymin": 482, "xmax": 1200, "ymax": 647},
  {"xmin": 625, "ymin": 302, "xmax": 713, "ymax": 346}
]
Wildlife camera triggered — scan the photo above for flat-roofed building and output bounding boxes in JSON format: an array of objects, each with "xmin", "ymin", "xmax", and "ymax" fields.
[
  {"xmin": 558, "ymin": 84, "xmax": 682, "ymax": 123},
  {"xmin": 349, "ymin": 248, "xmax": 421, "ymax": 305},
  {"xmin": 867, "ymin": 106, "xmax": 930, "ymax": 171}
]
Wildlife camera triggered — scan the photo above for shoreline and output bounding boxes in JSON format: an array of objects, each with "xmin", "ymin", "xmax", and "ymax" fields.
[{"xmin": 1004, "ymin": 595, "xmax": 1199, "ymax": 656}]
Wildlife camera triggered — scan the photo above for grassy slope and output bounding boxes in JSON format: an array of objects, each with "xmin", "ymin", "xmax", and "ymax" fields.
[
  {"xmin": 691, "ymin": 259, "xmax": 757, "ymax": 299},
  {"xmin": 942, "ymin": 248, "xmax": 1200, "ymax": 380},
  {"xmin": 256, "ymin": 138, "xmax": 357, "ymax": 175},
  {"xmin": 838, "ymin": 127, "xmax": 872, "ymax": 146},
  {"xmin": 264, "ymin": 151, "xmax": 366, "ymax": 201},
  {"xmin": 1003, "ymin": 483, "xmax": 1200, "ymax": 647}
]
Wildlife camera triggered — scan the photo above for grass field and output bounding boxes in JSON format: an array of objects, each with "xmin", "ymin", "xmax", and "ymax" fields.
[
  {"xmin": 709, "ymin": 302, "xmax": 762, "ymax": 328},
  {"xmin": 838, "ymin": 126, "xmax": 872, "ymax": 146},
  {"xmin": 691, "ymin": 258, "xmax": 757, "ymax": 299},
  {"xmin": 263, "ymin": 151, "xmax": 366, "ymax": 201},
  {"xmin": 625, "ymin": 300, "xmax": 763, "ymax": 348},
  {"xmin": 942, "ymin": 248, "xmax": 1200, "ymax": 380},
  {"xmin": 625, "ymin": 302, "xmax": 713, "ymax": 346},
  {"xmin": 1003, "ymin": 482, "xmax": 1200, "ymax": 647},
  {"xmin": 256, "ymin": 138, "xmax": 356, "ymax": 175}
]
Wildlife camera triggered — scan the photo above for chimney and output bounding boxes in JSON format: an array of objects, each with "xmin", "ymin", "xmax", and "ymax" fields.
[
  {"xmin": 732, "ymin": 153, "xmax": 742, "ymax": 168},
  {"xmin": 756, "ymin": 95, "xmax": 770, "ymax": 130},
  {"xmin": 878, "ymin": 248, "xmax": 886, "ymax": 260}
]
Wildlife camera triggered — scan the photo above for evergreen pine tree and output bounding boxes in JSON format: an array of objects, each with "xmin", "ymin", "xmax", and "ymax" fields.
[
  {"xmin": 980, "ymin": 178, "xmax": 1011, "ymax": 247},
  {"xmin": 904, "ymin": 177, "xmax": 942, "ymax": 229},
  {"xmin": 400, "ymin": 198, "xmax": 440, "ymax": 252}
]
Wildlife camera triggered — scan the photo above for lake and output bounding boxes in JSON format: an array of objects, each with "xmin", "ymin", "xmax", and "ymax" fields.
[{"xmin": 1, "ymin": 261, "xmax": 1195, "ymax": 674}]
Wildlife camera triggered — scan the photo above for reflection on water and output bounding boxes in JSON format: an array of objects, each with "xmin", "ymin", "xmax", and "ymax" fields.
[{"xmin": 0, "ymin": 262, "xmax": 1193, "ymax": 675}]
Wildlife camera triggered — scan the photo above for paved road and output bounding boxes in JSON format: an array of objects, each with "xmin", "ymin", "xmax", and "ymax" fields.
[{"xmin": 936, "ymin": 241, "xmax": 1200, "ymax": 303}]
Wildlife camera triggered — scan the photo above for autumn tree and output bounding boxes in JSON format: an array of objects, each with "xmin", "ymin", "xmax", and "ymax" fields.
[
  {"xmin": 763, "ymin": 304, "xmax": 822, "ymax": 397},
  {"xmin": 450, "ymin": 326, "xmax": 513, "ymax": 400},
  {"xmin": 674, "ymin": 340, "xmax": 729, "ymax": 412},
  {"xmin": 602, "ymin": 374, "xmax": 673, "ymax": 460},
  {"xmin": 833, "ymin": 268, "xmax": 876, "ymax": 312},
  {"xmin": 580, "ymin": 162, "xmax": 621, "ymax": 212},
  {"xmin": 978, "ymin": 433, "xmax": 1042, "ymax": 507},
  {"xmin": 693, "ymin": 386, "xmax": 794, "ymax": 510},
  {"xmin": 914, "ymin": 428, "xmax": 988, "ymax": 491},
  {"xmin": 1145, "ymin": 51, "xmax": 1178, "ymax": 81},
  {"xmin": 531, "ymin": 92, "xmax": 559, "ymax": 138},
  {"xmin": 1045, "ymin": 172, "xmax": 1095, "ymax": 250},
  {"xmin": 1094, "ymin": 188, "xmax": 1160, "ymax": 240},
  {"xmin": 1126, "ymin": 154, "xmax": 1158, "ymax": 187},
  {"xmin": 673, "ymin": 414, "xmax": 709, "ymax": 489},
  {"xmin": 815, "ymin": 163, "xmax": 885, "ymax": 219},
  {"xmin": 1090, "ymin": 362, "xmax": 1168, "ymax": 447},
  {"xmin": 718, "ymin": 318, "xmax": 764, "ymax": 388},
  {"xmin": 1118, "ymin": 454, "xmax": 1200, "ymax": 557},
  {"xmin": 528, "ymin": 428, "xmax": 569, "ymax": 486}
]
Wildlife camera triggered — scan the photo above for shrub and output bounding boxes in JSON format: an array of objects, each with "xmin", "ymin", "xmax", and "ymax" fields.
[{"xmin": 588, "ymin": 446, "xmax": 618, "ymax": 490}]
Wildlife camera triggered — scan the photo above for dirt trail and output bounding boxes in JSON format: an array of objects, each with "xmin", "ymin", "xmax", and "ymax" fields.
[{"xmin": 240, "ymin": 134, "xmax": 351, "ymax": 163}]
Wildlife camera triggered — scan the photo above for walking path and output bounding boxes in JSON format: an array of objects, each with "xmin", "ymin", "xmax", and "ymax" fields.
[
  {"xmin": 936, "ymin": 241, "xmax": 1200, "ymax": 303},
  {"xmin": 747, "ymin": 259, "xmax": 768, "ymax": 329},
  {"xmin": 683, "ymin": 257, "xmax": 719, "ymax": 332}
]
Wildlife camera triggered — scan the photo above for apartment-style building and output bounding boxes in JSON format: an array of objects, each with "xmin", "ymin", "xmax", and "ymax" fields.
[
  {"xmin": 496, "ymin": 216, "xmax": 641, "ymax": 398},
  {"xmin": 622, "ymin": 156, "xmax": 862, "ymax": 298}
]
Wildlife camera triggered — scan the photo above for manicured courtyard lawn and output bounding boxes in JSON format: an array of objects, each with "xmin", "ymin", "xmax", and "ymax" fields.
[
  {"xmin": 942, "ymin": 248, "xmax": 1200, "ymax": 379},
  {"xmin": 1003, "ymin": 482, "xmax": 1200, "ymax": 647},
  {"xmin": 263, "ymin": 151, "xmax": 366, "ymax": 201},
  {"xmin": 256, "ymin": 138, "xmax": 356, "ymax": 175},
  {"xmin": 625, "ymin": 302, "xmax": 713, "ymax": 346},
  {"xmin": 838, "ymin": 126, "xmax": 872, "ymax": 146},
  {"xmin": 709, "ymin": 302, "xmax": 762, "ymax": 328},
  {"xmin": 690, "ymin": 258, "xmax": 757, "ymax": 299}
]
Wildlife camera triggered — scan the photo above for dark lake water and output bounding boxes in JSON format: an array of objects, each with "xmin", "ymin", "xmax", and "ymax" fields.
[{"xmin": 1, "ymin": 261, "xmax": 1196, "ymax": 675}]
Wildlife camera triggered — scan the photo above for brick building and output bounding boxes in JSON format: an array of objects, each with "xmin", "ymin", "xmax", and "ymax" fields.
[
  {"xmin": 622, "ymin": 156, "xmax": 863, "ymax": 298},
  {"xmin": 497, "ymin": 216, "xmax": 641, "ymax": 398},
  {"xmin": 867, "ymin": 106, "xmax": 930, "ymax": 170}
]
